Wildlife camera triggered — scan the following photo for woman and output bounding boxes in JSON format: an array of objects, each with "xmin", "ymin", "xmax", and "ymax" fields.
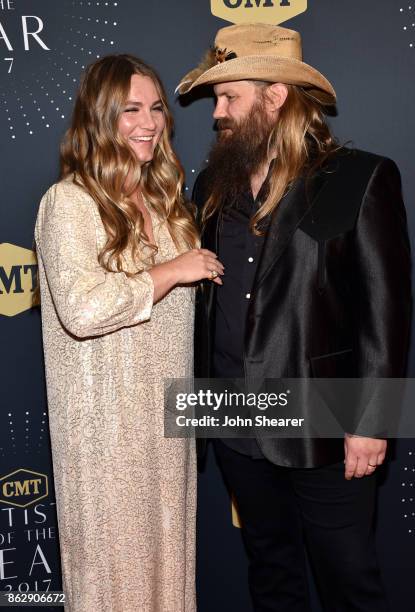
[{"xmin": 35, "ymin": 55, "xmax": 223, "ymax": 612}]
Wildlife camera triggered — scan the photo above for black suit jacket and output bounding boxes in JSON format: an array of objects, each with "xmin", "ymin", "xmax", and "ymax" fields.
[{"xmin": 193, "ymin": 148, "xmax": 412, "ymax": 468}]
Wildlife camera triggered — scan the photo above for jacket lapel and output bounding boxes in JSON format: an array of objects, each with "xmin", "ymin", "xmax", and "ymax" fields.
[
  {"xmin": 253, "ymin": 169, "xmax": 328, "ymax": 290},
  {"xmin": 202, "ymin": 209, "xmax": 220, "ymax": 253},
  {"xmin": 201, "ymin": 209, "xmax": 220, "ymax": 318}
]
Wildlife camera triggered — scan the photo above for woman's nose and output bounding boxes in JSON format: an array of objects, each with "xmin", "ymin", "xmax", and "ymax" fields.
[{"xmin": 139, "ymin": 108, "xmax": 156, "ymax": 131}]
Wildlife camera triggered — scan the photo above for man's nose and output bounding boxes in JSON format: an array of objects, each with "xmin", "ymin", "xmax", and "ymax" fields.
[{"xmin": 213, "ymin": 99, "xmax": 227, "ymax": 120}]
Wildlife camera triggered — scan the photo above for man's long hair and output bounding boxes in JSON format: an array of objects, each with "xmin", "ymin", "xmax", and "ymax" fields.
[
  {"xmin": 60, "ymin": 54, "xmax": 198, "ymax": 273},
  {"xmin": 202, "ymin": 83, "xmax": 340, "ymax": 233}
]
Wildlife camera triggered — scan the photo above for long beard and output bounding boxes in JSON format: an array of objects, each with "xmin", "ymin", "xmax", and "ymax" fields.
[{"xmin": 205, "ymin": 98, "xmax": 275, "ymax": 209}]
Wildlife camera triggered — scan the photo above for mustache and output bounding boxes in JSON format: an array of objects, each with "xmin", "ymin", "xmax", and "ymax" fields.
[{"xmin": 216, "ymin": 119, "xmax": 237, "ymax": 131}]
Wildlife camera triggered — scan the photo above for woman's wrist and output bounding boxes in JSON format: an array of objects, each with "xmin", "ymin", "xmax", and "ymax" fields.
[{"xmin": 147, "ymin": 259, "xmax": 179, "ymax": 303}]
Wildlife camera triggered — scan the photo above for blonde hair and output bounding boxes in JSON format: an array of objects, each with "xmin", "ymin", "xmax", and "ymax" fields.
[
  {"xmin": 60, "ymin": 54, "xmax": 198, "ymax": 272},
  {"xmin": 202, "ymin": 83, "xmax": 340, "ymax": 233}
]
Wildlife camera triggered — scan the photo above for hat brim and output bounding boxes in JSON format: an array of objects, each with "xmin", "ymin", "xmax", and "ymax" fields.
[{"xmin": 177, "ymin": 55, "xmax": 336, "ymax": 105}]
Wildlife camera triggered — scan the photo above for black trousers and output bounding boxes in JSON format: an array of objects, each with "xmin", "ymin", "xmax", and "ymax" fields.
[{"xmin": 213, "ymin": 440, "xmax": 388, "ymax": 612}]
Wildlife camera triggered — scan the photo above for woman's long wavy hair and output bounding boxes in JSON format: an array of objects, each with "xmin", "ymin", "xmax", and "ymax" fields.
[
  {"xmin": 202, "ymin": 83, "xmax": 341, "ymax": 233},
  {"xmin": 61, "ymin": 54, "xmax": 198, "ymax": 272}
]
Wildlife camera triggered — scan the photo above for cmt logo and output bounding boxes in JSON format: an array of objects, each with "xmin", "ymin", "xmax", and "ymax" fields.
[
  {"xmin": 0, "ymin": 469, "xmax": 49, "ymax": 508},
  {"xmin": 211, "ymin": 0, "xmax": 307, "ymax": 25},
  {"xmin": 0, "ymin": 242, "xmax": 37, "ymax": 317}
]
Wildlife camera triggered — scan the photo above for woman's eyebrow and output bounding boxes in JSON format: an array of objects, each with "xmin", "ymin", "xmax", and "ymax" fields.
[{"xmin": 124, "ymin": 99, "xmax": 162, "ymax": 106}]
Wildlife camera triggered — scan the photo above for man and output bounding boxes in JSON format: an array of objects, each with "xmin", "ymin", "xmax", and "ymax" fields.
[{"xmin": 177, "ymin": 24, "xmax": 411, "ymax": 611}]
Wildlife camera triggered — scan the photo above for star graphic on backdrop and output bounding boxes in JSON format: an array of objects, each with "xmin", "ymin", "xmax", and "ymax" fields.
[{"xmin": 1, "ymin": 0, "xmax": 121, "ymax": 141}]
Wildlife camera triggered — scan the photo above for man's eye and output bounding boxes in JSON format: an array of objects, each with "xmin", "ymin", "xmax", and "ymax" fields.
[{"xmin": 226, "ymin": 96, "xmax": 235, "ymax": 101}]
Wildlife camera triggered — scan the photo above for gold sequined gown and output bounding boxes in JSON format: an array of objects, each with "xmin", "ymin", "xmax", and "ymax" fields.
[{"xmin": 35, "ymin": 178, "xmax": 196, "ymax": 612}]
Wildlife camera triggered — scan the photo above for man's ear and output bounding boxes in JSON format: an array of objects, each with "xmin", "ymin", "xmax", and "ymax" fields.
[{"xmin": 264, "ymin": 83, "xmax": 288, "ymax": 113}]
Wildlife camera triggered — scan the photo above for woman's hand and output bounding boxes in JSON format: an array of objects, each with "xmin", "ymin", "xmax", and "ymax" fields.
[
  {"xmin": 148, "ymin": 248, "xmax": 224, "ymax": 304},
  {"xmin": 170, "ymin": 248, "xmax": 224, "ymax": 285}
]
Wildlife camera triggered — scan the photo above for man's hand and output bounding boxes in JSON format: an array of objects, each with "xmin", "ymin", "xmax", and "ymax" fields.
[{"xmin": 344, "ymin": 434, "xmax": 387, "ymax": 480}]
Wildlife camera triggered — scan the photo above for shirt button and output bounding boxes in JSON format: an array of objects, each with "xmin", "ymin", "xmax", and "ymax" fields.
[
  {"xmin": 245, "ymin": 293, "xmax": 251, "ymax": 299},
  {"xmin": 248, "ymin": 257, "xmax": 254, "ymax": 263}
]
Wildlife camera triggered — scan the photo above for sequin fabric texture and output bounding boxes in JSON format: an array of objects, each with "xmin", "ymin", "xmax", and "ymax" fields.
[{"xmin": 35, "ymin": 178, "xmax": 196, "ymax": 612}]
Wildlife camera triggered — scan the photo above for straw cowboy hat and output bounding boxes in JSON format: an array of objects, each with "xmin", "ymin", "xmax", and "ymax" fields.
[{"xmin": 176, "ymin": 23, "xmax": 336, "ymax": 105}]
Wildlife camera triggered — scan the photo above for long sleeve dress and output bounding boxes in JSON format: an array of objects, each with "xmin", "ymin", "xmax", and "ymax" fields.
[{"xmin": 35, "ymin": 177, "xmax": 196, "ymax": 612}]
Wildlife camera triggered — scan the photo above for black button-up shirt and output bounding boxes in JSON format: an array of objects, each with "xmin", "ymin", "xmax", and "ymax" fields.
[{"xmin": 213, "ymin": 182, "xmax": 270, "ymax": 458}]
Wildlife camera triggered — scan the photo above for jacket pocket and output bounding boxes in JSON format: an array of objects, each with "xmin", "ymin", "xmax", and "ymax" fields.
[{"xmin": 309, "ymin": 348, "xmax": 353, "ymax": 377}]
